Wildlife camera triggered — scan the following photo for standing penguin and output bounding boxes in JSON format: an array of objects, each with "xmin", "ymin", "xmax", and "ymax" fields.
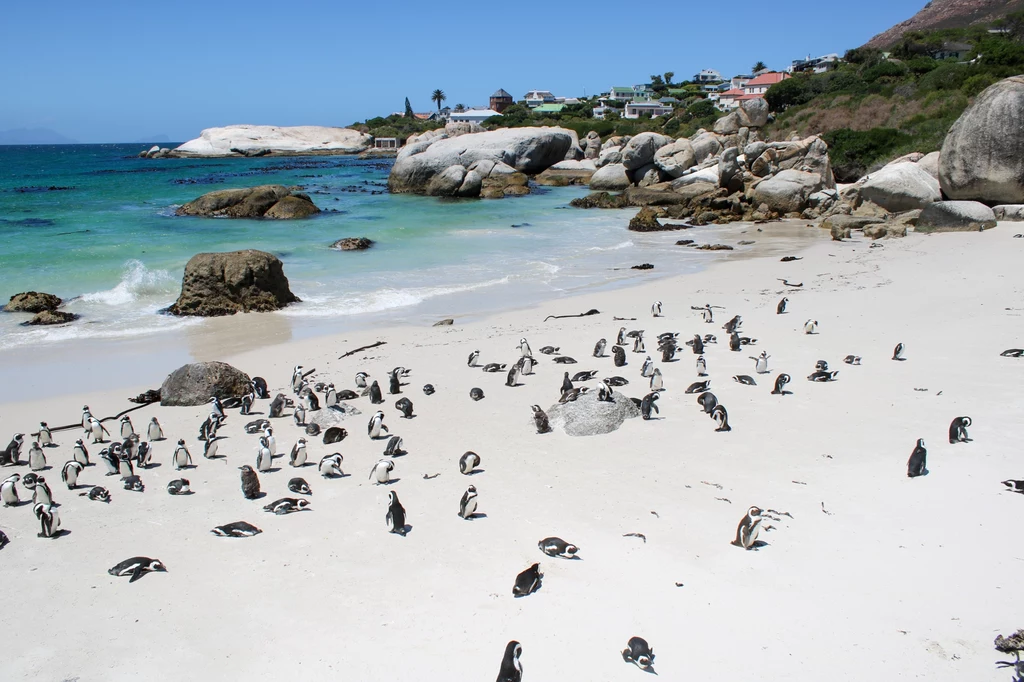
[
  {"xmin": 28, "ymin": 441, "xmax": 46, "ymax": 471},
  {"xmin": 239, "ymin": 465, "xmax": 261, "ymax": 499},
  {"xmin": 34, "ymin": 503, "xmax": 61, "ymax": 539},
  {"xmin": 291, "ymin": 365, "xmax": 305, "ymax": 393},
  {"xmin": 612, "ymin": 345, "xmax": 627, "ymax": 367},
  {"xmin": 518, "ymin": 338, "xmax": 532, "ymax": 358},
  {"xmin": 948, "ymin": 416, "xmax": 972, "ymax": 444},
  {"xmin": 172, "ymin": 439, "xmax": 192, "ymax": 470},
  {"xmin": 632, "ymin": 334, "xmax": 645, "ymax": 354},
  {"xmin": 263, "ymin": 427, "xmax": 277, "ymax": 456},
  {"xmin": 293, "ymin": 404, "xmax": 307, "ymax": 427},
  {"xmin": 651, "ymin": 301, "xmax": 663, "ymax": 317},
  {"xmin": 496, "ymin": 641, "xmax": 523, "ymax": 682},
  {"xmin": 388, "ymin": 370, "xmax": 402, "ymax": 396},
  {"xmin": 641, "ymin": 392, "xmax": 660, "ymax": 420},
  {"xmin": 119, "ymin": 416, "xmax": 135, "ymax": 440},
  {"xmin": 702, "ymin": 305, "xmax": 714, "ymax": 324},
  {"xmin": 458, "ymin": 485, "xmax": 479, "ymax": 519},
  {"xmin": 696, "ymin": 355, "xmax": 707, "ymax": 376},
  {"xmin": 367, "ymin": 411, "xmax": 388, "ymax": 439},
  {"xmin": 777, "ymin": 297, "xmax": 788, "ymax": 314},
  {"xmin": 81, "ymin": 405, "xmax": 93, "ymax": 429},
  {"xmin": 616, "ymin": 327, "xmax": 627, "ymax": 346},
  {"xmin": 459, "ymin": 451, "xmax": 481, "ymax": 474},
  {"xmin": 202, "ymin": 437, "xmax": 219, "ymax": 460},
  {"xmin": 640, "ymin": 356, "xmax": 654, "ymax": 378},
  {"xmin": 531, "ymin": 405, "xmax": 552, "ymax": 434},
  {"xmin": 560, "ymin": 372, "xmax": 574, "ymax": 396},
  {"xmin": 318, "ymin": 453, "xmax": 344, "ymax": 478},
  {"xmin": 369, "ymin": 458, "xmax": 394, "ymax": 484},
  {"xmin": 1, "ymin": 473, "xmax": 20, "ymax": 506},
  {"xmin": 804, "ymin": 319, "xmax": 818, "ymax": 334},
  {"xmin": 240, "ymin": 390, "xmax": 255, "ymax": 415},
  {"xmin": 691, "ymin": 334, "xmax": 704, "ymax": 355},
  {"xmin": 368, "ymin": 380, "xmax": 384, "ymax": 405},
  {"xmin": 86, "ymin": 417, "xmax": 109, "ymax": 444},
  {"xmin": 256, "ymin": 437, "xmax": 273, "ymax": 472},
  {"xmin": 711, "ymin": 404, "xmax": 731, "ymax": 432},
  {"xmin": 72, "ymin": 439, "xmax": 89, "ymax": 466},
  {"xmin": 32, "ymin": 477, "xmax": 53, "ymax": 506},
  {"xmin": 907, "ymin": 438, "xmax": 927, "ymax": 477},
  {"xmin": 754, "ymin": 351, "xmax": 770, "ymax": 374},
  {"xmin": 467, "ymin": 350, "xmax": 480, "ymax": 368},
  {"xmin": 771, "ymin": 373, "xmax": 792, "ymax": 395},
  {"xmin": 506, "ymin": 364, "xmax": 521, "ymax": 388},
  {"xmin": 732, "ymin": 506, "xmax": 763, "ymax": 549},
  {"xmin": 622, "ymin": 637, "xmax": 656, "ymax": 671},
  {"xmin": 324, "ymin": 384, "xmax": 338, "ymax": 408},
  {"xmin": 892, "ymin": 342, "xmax": 906, "ymax": 361},
  {"xmin": 289, "ymin": 438, "xmax": 308, "ymax": 468},
  {"xmin": 386, "ymin": 490, "xmax": 406, "ymax": 535},
  {"xmin": 517, "ymin": 354, "xmax": 534, "ymax": 376},
  {"xmin": 649, "ymin": 368, "xmax": 664, "ymax": 392},
  {"xmin": 729, "ymin": 332, "xmax": 741, "ymax": 352},
  {"xmin": 117, "ymin": 451, "xmax": 135, "ymax": 478},
  {"xmin": 208, "ymin": 396, "xmax": 225, "ymax": 419},
  {"xmin": 597, "ymin": 379, "xmax": 614, "ymax": 402},
  {"xmin": 593, "ymin": 338, "xmax": 607, "ymax": 358},
  {"xmin": 355, "ymin": 371, "xmax": 369, "ymax": 389},
  {"xmin": 137, "ymin": 442, "xmax": 152, "ymax": 468},
  {"xmin": 147, "ymin": 417, "xmax": 164, "ymax": 442},
  {"xmin": 38, "ymin": 422, "xmax": 54, "ymax": 447},
  {"xmin": 99, "ymin": 448, "xmax": 119, "ymax": 476}
]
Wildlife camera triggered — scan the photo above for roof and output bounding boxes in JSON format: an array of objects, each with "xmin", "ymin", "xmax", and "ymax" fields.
[
  {"xmin": 413, "ymin": 113, "xmax": 432, "ymax": 120},
  {"xmin": 533, "ymin": 103, "xmax": 565, "ymax": 113},
  {"xmin": 491, "ymin": 89, "xmax": 513, "ymax": 99},
  {"xmin": 451, "ymin": 109, "xmax": 501, "ymax": 118},
  {"xmin": 627, "ymin": 101, "xmax": 671, "ymax": 108},
  {"xmin": 611, "ymin": 87, "xmax": 634, "ymax": 93},
  {"xmin": 745, "ymin": 72, "xmax": 790, "ymax": 87},
  {"xmin": 720, "ymin": 88, "xmax": 746, "ymax": 97}
]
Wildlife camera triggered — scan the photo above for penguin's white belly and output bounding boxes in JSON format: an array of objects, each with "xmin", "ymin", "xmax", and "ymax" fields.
[{"xmin": 463, "ymin": 498, "xmax": 477, "ymax": 517}]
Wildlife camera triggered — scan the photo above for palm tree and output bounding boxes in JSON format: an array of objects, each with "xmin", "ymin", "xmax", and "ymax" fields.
[
  {"xmin": 752, "ymin": 61, "xmax": 767, "ymax": 73},
  {"xmin": 431, "ymin": 89, "xmax": 447, "ymax": 111},
  {"xmin": 454, "ymin": 103, "xmax": 466, "ymax": 112}
]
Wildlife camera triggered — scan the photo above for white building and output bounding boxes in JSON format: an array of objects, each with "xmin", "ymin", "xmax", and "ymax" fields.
[
  {"xmin": 524, "ymin": 90, "xmax": 555, "ymax": 107},
  {"xmin": 693, "ymin": 69, "xmax": 723, "ymax": 83},
  {"xmin": 624, "ymin": 101, "xmax": 673, "ymax": 119},
  {"xmin": 449, "ymin": 108, "xmax": 501, "ymax": 123}
]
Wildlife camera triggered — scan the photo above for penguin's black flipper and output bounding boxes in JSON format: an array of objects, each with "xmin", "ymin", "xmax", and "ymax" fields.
[{"xmin": 129, "ymin": 565, "xmax": 146, "ymax": 583}]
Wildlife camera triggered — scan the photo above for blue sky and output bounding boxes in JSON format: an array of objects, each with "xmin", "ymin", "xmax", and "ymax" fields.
[{"xmin": 0, "ymin": 0, "xmax": 929, "ymax": 143}]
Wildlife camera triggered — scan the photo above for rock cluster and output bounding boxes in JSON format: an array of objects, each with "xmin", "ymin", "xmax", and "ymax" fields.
[
  {"xmin": 167, "ymin": 250, "xmax": 299, "ymax": 317},
  {"xmin": 544, "ymin": 390, "xmax": 640, "ymax": 437},
  {"xmin": 176, "ymin": 185, "xmax": 320, "ymax": 219}
]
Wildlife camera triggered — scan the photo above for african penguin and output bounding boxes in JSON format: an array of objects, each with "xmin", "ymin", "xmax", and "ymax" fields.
[
  {"xmin": 531, "ymin": 405, "xmax": 552, "ymax": 434},
  {"xmin": 907, "ymin": 438, "xmax": 927, "ymax": 478},
  {"xmin": 777, "ymin": 297, "xmax": 788, "ymax": 314},
  {"xmin": 289, "ymin": 438, "xmax": 308, "ymax": 467},
  {"xmin": 61, "ymin": 461, "xmax": 84, "ymax": 490},
  {"xmin": 367, "ymin": 411, "xmax": 388, "ymax": 439},
  {"xmin": 386, "ymin": 490, "xmax": 407, "ymax": 535},
  {"xmin": 892, "ymin": 342, "xmax": 906, "ymax": 361},
  {"xmin": 319, "ymin": 453, "xmax": 344, "ymax": 478},
  {"xmin": 651, "ymin": 301, "xmax": 662, "ymax": 317},
  {"xmin": 622, "ymin": 636, "xmax": 656, "ymax": 670},
  {"xmin": 496, "ymin": 641, "xmax": 523, "ymax": 682},
  {"xmin": 369, "ymin": 458, "xmax": 395, "ymax": 484},
  {"xmin": 458, "ymin": 485, "xmax": 478, "ymax": 519},
  {"xmin": 732, "ymin": 506, "xmax": 763, "ymax": 549},
  {"xmin": 593, "ymin": 338, "xmax": 607, "ymax": 357},
  {"xmin": 395, "ymin": 397, "xmax": 414, "ymax": 419},
  {"xmin": 239, "ymin": 465, "xmax": 261, "ymax": 499},
  {"xmin": 948, "ymin": 416, "xmax": 972, "ymax": 444},
  {"xmin": 538, "ymin": 536, "xmax": 579, "ymax": 559},
  {"xmin": 172, "ymin": 440, "xmax": 192, "ymax": 470},
  {"xmin": 512, "ymin": 563, "xmax": 542, "ymax": 597},
  {"xmin": 109, "ymin": 557, "xmax": 166, "ymax": 582}
]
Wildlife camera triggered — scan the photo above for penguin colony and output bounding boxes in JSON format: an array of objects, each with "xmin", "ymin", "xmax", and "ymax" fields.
[{"xmin": 0, "ymin": 287, "xmax": 1012, "ymax": 680}]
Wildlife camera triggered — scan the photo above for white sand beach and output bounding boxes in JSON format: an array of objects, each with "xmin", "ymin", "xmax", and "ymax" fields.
[{"xmin": 1, "ymin": 225, "xmax": 1022, "ymax": 681}]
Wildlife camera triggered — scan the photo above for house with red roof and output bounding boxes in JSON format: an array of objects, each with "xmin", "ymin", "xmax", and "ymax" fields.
[{"xmin": 717, "ymin": 72, "xmax": 790, "ymax": 110}]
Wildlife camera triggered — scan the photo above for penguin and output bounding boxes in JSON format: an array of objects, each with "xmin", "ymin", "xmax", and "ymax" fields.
[
  {"xmin": 948, "ymin": 417, "xmax": 972, "ymax": 444},
  {"xmin": 289, "ymin": 438, "xmax": 308, "ymax": 467},
  {"xmin": 815, "ymin": 360, "xmax": 829, "ymax": 371},
  {"xmin": 172, "ymin": 440, "xmax": 192, "ymax": 470},
  {"xmin": 723, "ymin": 315, "xmax": 742, "ymax": 333},
  {"xmin": 72, "ymin": 439, "xmax": 89, "ymax": 466},
  {"xmin": 209, "ymin": 396, "xmax": 225, "ymax": 419},
  {"xmin": 640, "ymin": 356, "xmax": 654, "ymax": 378},
  {"xmin": 641, "ymin": 392, "xmax": 660, "ymax": 420},
  {"xmin": 468, "ymin": 350, "xmax": 481, "ymax": 367},
  {"xmin": 369, "ymin": 458, "xmax": 395, "ymax": 484},
  {"xmin": 86, "ymin": 417, "xmax": 109, "ymax": 444},
  {"xmin": 1, "ymin": 473, "xmax": 20, "ymax": 506},
  {"xmin": 458, "ymin": 485, "xmax": 479, "ymax": 519},
  {"xmin": 119, "ymin": 416, "xmax": 135, "ymax": 440},
  {"xmin": 702, "ymin": 304, "xmax": 714, "ymax": 324},
  {"xmin": 240, "ymin": 391, "xmax": 255, "ymax": 415},
  {"xmin": 395, "ymin": 397, "xmax": 414, "ymax": 419},
  {"xmin": 239, "ymin": 465, "xmax": 261, "ymax": 499},
  {"xmin": 754, "ymin": 351, "xmax": 770, "ymax": 374},
  {"xmin": 622, "ymin": 637, "xmax": 656, "ymax": 671},
  {"xmin": 771, "ymin": 373, "xmax": 792, "ymax": 395},
  {"xmin": 711, "ymin": 404, "xmax": 731, "ymax": 432},
  {"xmin": 34, "ymin": 503, "xmax": 61, "ymax": 539},
  {"xmin": 649, "ymin": 368, "xmax": 664, "ymax": 392},
  {"xmin": 109, "ymin": 557, "xmax": 167, "ymax": 582},
  {"xmin": 804, "ymin": 319, "xmax": 818, "ymax": 334},
  {"xmin": 506, "ymin": 365, "xmax": 521, "ymax": 388},
  {"xmin": 597, "ymin": 379, "xmax": 614, "ymax": 402},
  {"xmin": 28, "ymin": 441, "xmax": 46, "ymax": 471},
  {"xmin": 244, "ymin": 419, "xmax": 270, "ymax": 435},
  {"xmin": 211, "ymin": 521, "xmax": 262, "ymax": 538},
  {"xmin": 538, "ymin": 536, "xmax": 579, "ymax": 559},
  {"xmin": 696, "ymin": 355, "xmax": 707, "ymax": 376},
  {"xmin": 85, "ymin": 486, "xmax": 111, "ymax": 502},
  {"xmin": 733, "ymin": 375, "xmax": 757, "ymax": 386},
  {"xmin": 324, "ymin": 384, "xmax": 338, "ymax": 408},
  {"xmin": 516, "ymin": 354, "xmax": 534, "ymax": 376},
  {"xmin": 470, "ymin": 388, "xmax": 485, "ymax": 401},
  {"xmin": 496, "ymin": 641, "xmax": 523, "ymax": 682},
  {"xmin": 203, "ymin": 438, "xmax": 219, "ymax": 460},
  {"xmin": 518, "ymin": 338, "xmax": 532, "ymax": 358},
  {"xmin": 355, "ymin": 371, "xmax": 369, "ymax": 389},
  {"xmin": 807, "ymin": 370, "xmax": 840, "ymax": 382},
  {"xmin": 322, "ymin": 427, "xmax": 347, "ymax": 445},
  {"xmin": 99, "ymin": 447, "xmax": 119, "ymax": 476},
  {"xmin": 908, "ymin": 438, "xmax": 927, "ymax": 478},
  {"xmin": 386, "ymin": 490, "xmax": 406, "ymax": 535},
  {"xmin": 263, "ymin": 497, "xmax": 310, "ymax": 515},
  {"xmin": 38, "ymin": 422, "xmax": 54, "ymax": 447},
  {"xmin": 691, "ymin": 334, "xmax": 704, "ymax": 355},
  {"xmin": 122, "ymin": 475, "xmax": 144, "ymax": 492},
  {"xmin": 843, "ymin": 355, "xmax": 862, "ymax": 365},
  {"xmin": 300, "ymin": 389, "xmax": 320, "ymax": 412},
  {"xmin": 337, "ymin": 389, "xmax": 359, "ymax": 401},
  {"xmin": 288, "ymin": 477, "xmax": 312, "ymax": 495},
  {"xmin": 892, "ymin": 342, "xmax": 906, "ymax": 361},
  {"xmin": 661, "ymin": 344, "xmax": 676, "ymax": 363},
  {"xmin": 1001, "ymin": 480, "xmax": 1024, "ymax": 494},
  {"xmin": 729, "ymin": 332, "xmax": 741, "ymax": 352},
  {"xmin": 292, "ymin": 365, "xmax": 306, "ymax": 393},
  {"xmin": 632, "ymin": 334, "xmax": 645, "ymax": 354},
  {"xmin": 459, "ymin": 451, "xmax": 481, "ymax": 474},
  {"xmin": 732, "ymin": 506, "xmax": 763, "ymax": 549},
  {"xmin": 198, "ymin": 414, "xmax": 218, "ymax": 441},
  {"xmin": 319, "ymin": 453, "xmax": 344, "ymax": 478},
  {"xmin": 697, "ymin": 391, "xmax": 719, "ymax": 414},
  {"xmin": 32, "ymin": 477, "xmax": 53, "ymax": 506},
  {"xmin": 81, "ymin": 405, "xmax": 93, "ymax": 429},
  {"xmin": 252, "ymin": 376, "xmax": 269, "ymax": 399},
  {"xmin": 685, "ymin": 379, "xmax": 711, "ymax": 394},
  {"xmin": 481, "ymin": 364, "xmax": 506, "ymax": 373},
  {"xmin": 256, "ymin": 437, "xmax": 273, "ymax": 472},
  {"xmin": 651, "ymin": 301, "xmax": 662, "ymax": 317},
  {"xmin": 167, "ymin": 478, "xmax": 191, "ymax": 495},
  {"xmin": 117, "ymin": 451, "xmax": 134, "ymax": 478},
  {"xmin": 388, "ymin": 371, "xmax": 401, "ymax": 396},
  {"xmin": 123, "ymin": 434, "xmax": 140, "ymax": 461},
  {"xmin": 777, "ymin": 297, "xmax": 788, "ymax": 314},
  {"xmin": 367, "ymin": 411, "xmax": 388, "ymax": 439},
  {"xmin": 0, "ymin": 530, "xmax": 7, "ymax": 550},
  {"xmin": 531, "ymin": 405, "xmax": 552, "ymax": 434},
  {"xmin": 561, "ymin": 372, "xmax": 574, "ymax": 395},
  {"xmin": 593, "ymin": 338, "xmax": 607, "ymax": 358},
  {"xmin": 258, "ymin": 427, "xmax": 275, "ymax": 456},
  {"xmin": 368, "ymin": 380, "xmax": 384, "ymax": 405},
  {"xmin": 21, "ymin": 472, "xmax": 39, "ymax": 489},
  {"xmin": 512, "ymin": 563, "xmax": 542, "ymax": 597},
  {"xmin": 136, "ymin": 441, "xmax": 152, "ymax": 468},
  {"xmin": 269, "ymin": 394, "xmax": 287, "ymax": 418}
]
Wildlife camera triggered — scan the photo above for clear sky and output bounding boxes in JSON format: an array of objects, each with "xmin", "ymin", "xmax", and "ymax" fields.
[{"xmin": 0, "ymin": 0, "xmax": 929, "ymax": 143}]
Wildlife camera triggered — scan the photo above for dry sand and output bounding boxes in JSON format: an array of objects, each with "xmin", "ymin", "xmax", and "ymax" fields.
[{"xmin": 1, "ymin": 225, "xmax": 1022, "ymax": 681}]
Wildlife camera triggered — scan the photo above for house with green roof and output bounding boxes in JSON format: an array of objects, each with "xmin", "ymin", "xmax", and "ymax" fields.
[{"xmin": 532, "ymin": 103, "xmax": 565, "ymax": 114}]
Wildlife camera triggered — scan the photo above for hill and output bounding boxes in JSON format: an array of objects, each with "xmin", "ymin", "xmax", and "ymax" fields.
[
  {"xmin": 865, "ymin": 0, "xmax": 1024, "ymax": 48},
  {"xmin": 0, "ymin": 128, "xmax": 77, "ymax": 145}
]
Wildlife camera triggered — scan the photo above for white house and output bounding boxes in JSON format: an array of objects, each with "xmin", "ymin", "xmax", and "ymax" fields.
[
  {"xmin": 624, "ymin": 101, "xmax": 674, "ymax": 119},
  {"xmin": 730, "ymin": 74, "xmax": 753, "ymax": 90},
  {"xmin": 449, "ymin": 108, "xmax": 501, "ymax": 123},
  {"xmin": 693, "ymin": 69, "xmax": 723, "ymax": 83},
  {"xmin": 524, "ymin": 90, "xmax": 555, "ymax": 107}
]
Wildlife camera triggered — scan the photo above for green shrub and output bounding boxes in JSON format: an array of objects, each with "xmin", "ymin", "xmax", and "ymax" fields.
[
  {"xmin": 822, "ymin": 128, "xmax": 914, "ymax": 182},
  {"xmin": 961, "ymin": 73, "xmax": 998, "ymax": 97},
  {"xmin": 863, "ymin": 60, "xmax": 908, "ymax": 83}
]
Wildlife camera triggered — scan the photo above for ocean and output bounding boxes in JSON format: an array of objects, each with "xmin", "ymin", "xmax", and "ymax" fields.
[{"xmin": 0, "ymin": 144, "xmax": 826, "ymax": 397}]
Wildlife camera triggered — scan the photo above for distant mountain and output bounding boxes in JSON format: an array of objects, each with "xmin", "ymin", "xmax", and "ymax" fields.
[
  {"xmin": 134, "ymin": 134, "xmax": 171, "ymax": 143},
  {"xmin": 865, "ymin": 0, "xmax": 1024, "ymax": 48},
  {"xmin": 0, "ymin": 127, "xmax": 78, "ymax": 145}
]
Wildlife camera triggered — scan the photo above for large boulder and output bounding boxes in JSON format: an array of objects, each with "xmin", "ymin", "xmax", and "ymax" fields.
[
  {"xmin": 4, "ymin": 291, "xmax": 61, "ymax": 313},
  {"xmin": 939, "ymin": 76, "xmax": 1024, "ymax": 204},
  {"xmin": 751, "ymin": 170, "xmax": 824, "ymax": 214},
  {"xmin": 388, "ymin": 127, "xmax": 575, "ymax": 196},
  {"xmin": 628, "ymin": 207, "xmax": 665, "ymax": 231},
  {"xmin": 653, "ymin": 139, "xmax": 697, "ymax": 178},
  {"xmin": 739, "ymin": 98, "xmax": 769, "ymax": 128},
  {"xmin": 544, "ymin": 390, "xmax": 640, "ymax": 436},
  {"xmin": 916, "ymin": 201, "xmax": 997, "ymax": 233},
  {"xmin": 994, "ymin": 204, "xmax": 1024, "ymax": 221},
  {"xmin": 173, "ymin": 125, "xmax": 372, "ymax": 157},
  {"xmin": 167, "ymin": 250, "xmax": 299, "ymax": 317},
  {"xmin": 160, "ymin": 361, "xmax": 252, "ymax": 406},
  {"xmin": 713, "ymin": 111, "xmax": 744, "ymax": 135},
  {"xmin": 590, "ymin": 163, "xmax": 631, "ymax": 191},
  {"xmin": 176, "ymin": 185, "xmax": 319, "ymax": 219},
  {"xmin": 691, "ymin": 132, "xmax": 723, "ymax": 164},
  {"xmin": 858, "ymin": 163, "xmax": 940, "ymax": 212},
  {"xmin": 621, "ymin": 133, "xmax": 673, "ymax": 171},
  {"xmin": 425, "ymin": 165, "xmax": 468, "ymax": 196},
  {"xmin": 583, "ymin": 131, "xmax": 602, "ymax": 160}
]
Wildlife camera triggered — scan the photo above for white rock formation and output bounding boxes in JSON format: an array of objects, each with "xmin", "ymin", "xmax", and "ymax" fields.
[{"xmin": 174, "ymin": 125, "xmax": 372, "ymax": 156}]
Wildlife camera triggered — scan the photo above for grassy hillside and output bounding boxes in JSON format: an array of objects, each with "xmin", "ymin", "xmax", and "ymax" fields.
[{"xmin": 865, "ymin": 0, "xmax": 1024, "ymax": 48}]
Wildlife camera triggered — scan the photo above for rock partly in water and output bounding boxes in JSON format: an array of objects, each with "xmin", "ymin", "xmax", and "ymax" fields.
[
  {"xmin": 167, "ymin": 250, "xmax": 299, "ymax": 317},
  {"xmin": 173, "ymin": 125, "xmax": 372, "ymax": 157},
  {"xmin": 628, "ymin": 207, "xmax": 666, "ymax": 232},
  {"xmin": 545, "ymin": 390, "xmax": 640, "ymax": 436},
  {"xmin": 916, "ymin": 201, "xmax": 998, "ymax": 233},
  {"xmin": 22, "ymin": 310, "xmax": 79, "ymax": 326},
  {"xmin": 939, "ymin": 75, "xmax": 1024, "ymax": 204},
  {"xmin": 160, "ymin": 361, "xmax": 252, "ymax": 406},
  {"xmin": 330, "ymin": 237, "xmax": 374, "ymax": 251},
  {"xmin": 433, "ymin": 318, "xmax": 454, "ymax": 326},
  {"xmin": 176, "ymin": 185, "xmax": 319, "ymax": 219},
  {"xmin": 4, "ymin": 291, "xmax": 62, "ymax": 313}
]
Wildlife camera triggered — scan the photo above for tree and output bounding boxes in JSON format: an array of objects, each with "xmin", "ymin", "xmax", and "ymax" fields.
[
  {"xmin": 454, "ymin": 103, "xmax": 466, "ymax": 112},
  {"xmin": 431, "ymin": 89, "xmax": 447, "ymax": 111},
  {"xmin": 649, "ymin": 75, "xmax": 664, "ymax": 87},
  {"xmin": 664, "ymin": 71, "xmax": 675, "ymax": 86},
  {"xmin": 404, "ymin": 97, "xmax": 414, "ymax": 119},
  {"xmin": 752, "ymin": 61, "xmax": 767, "ymax": 73}
]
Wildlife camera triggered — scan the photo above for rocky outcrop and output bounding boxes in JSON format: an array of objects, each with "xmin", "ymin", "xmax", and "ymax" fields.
[
  {"xmin": 160, "ymin": 361, "xmax": 252, "ymax": 406},
  {"xmin": 172, "ymin": 125, "xmax": 372, "ymax": 157},
  {"xmin": 864, "ymin": 0, "xmax": 1017, "ymax": 49},
  {"xmin": 167, "ymin": 250, "xmax": 299, "ymax": 317},
  {"xmin": 857, "ymin": 163, "xmax": 941, "ymax": 212},
  {"xmin": 628, "ymin": 207, "xmax": 666, "ymax": 232},
  {"xmin": 388, "ymin": 127, "xmax": 574, "ymax": 197},
  {"xmin": 939, "ymin": 75, "xmax": 1024, "ymax": 205},
  {"xmin": 590, "ymin": 163, "xmax": 631, "ymax": 191},
  {"xmin": 4, "ymin": 291, "xmax": 62, "ymax": 313},
  {"xmin": 994, "ymin": 205, "xmax": 1024, "ymax": 221},
  {"xmin": 751, "ymin": 170, "xmax": 824, "ymax": 214},
  {"xmin": 544, "ymin": 389, "xmax": 640, "ymax": 436},
  {"xmin": 176, "ymin": 186, "xmax": 319, "ymax": 219},
  {"xmin": 22, "ymin": 310, "xmax": 79, "ymax": 326},
  {"xmin": 653, "ymin": 139, "xmax": 697, "ymax": 178},
  {"xmin": 621, "ymin": 133, "xmax": 672, "ymax": 171},
  {"xmin": 535, "ymin": 160, "xmax": 596, "ymax": 186},
  {"xmin": 330, "ymin": 237, "xmax": 374, "ymax": 251},
  {"xmin": 916, "ymin": 201, "xmax": 998, "ymax": 233},
  {"xmin": 583, "ymin": 131, "xmax": 601, "ymax": 160}
]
